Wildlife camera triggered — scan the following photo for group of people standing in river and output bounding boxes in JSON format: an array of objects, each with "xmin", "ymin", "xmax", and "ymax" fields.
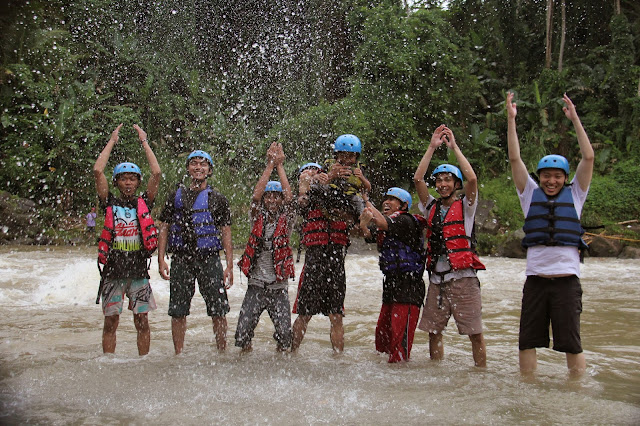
[{"xmin": 92, "ymin": 92, "xmax": 593, "ymax": 376}]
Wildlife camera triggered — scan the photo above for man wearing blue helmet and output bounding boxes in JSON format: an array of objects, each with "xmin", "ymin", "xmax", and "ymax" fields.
[
  {"xmin": 236, "ymin": 142, "xmax": 296, "ymax": 352},
  {"xmin": 291, "ymin": 135, "xmax": 371, "ymax": 354},
  {"xmin": 507, "ymin": 92, "xmax": 594, "ymax": 376},
  {"xmin": 414, "ymin": 125, "xmax": 487, "ymax": 367},
  {"xmin": 93, "ymin": 123, "xmax": 162, "ymax": 356},
  {"xmin": 157, "ymin": 148, "xmax": 234, "ymax": 354},
  {"xmin": 360, "ymin": 188, "xmax": 427, "ymax": 363},
  {"xmin": 312, "ymin": 134, "xmax": 371, "ymax": 220}
]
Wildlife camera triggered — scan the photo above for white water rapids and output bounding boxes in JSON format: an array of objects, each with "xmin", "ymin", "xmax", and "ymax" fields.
[{"xmin": 0, "ymin": 246, "xmax": 638, "ymax": 424}]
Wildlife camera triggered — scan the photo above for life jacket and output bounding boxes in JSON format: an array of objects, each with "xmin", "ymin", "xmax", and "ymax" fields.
[
  {"xmin": 168, "ymin": 186, "xmax": 223, "ymax": 254},
  {"xmin": 238, "ymin": 213, "xmax": 295, "ymax": 282},
  {"xmin": 300, "ymin": 208, "xmax": 349, "ymax": 247},
  {"xmin": 522, "ymin": 186, "xmax": 588, "ymax": 249},
  {"xmin": 376, "ymin": 211, "xmax": 427, "ymax": 275},
  {"xmin": 426, "ymin": 197, "xmax": 485, "ymax": 273},
  {"xmin": 98, "ymin": 196, "xmax": 158, "ymax": 266}
]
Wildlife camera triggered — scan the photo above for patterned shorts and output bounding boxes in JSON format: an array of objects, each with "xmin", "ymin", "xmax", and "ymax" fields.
[{"xmin": 101, "ymin": 278, "xmax": 157, "ymax": 316}]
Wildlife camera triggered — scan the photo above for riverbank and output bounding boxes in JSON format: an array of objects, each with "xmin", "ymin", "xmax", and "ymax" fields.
[{"xmin": 2, "ymin": 190, "xmax": 639, "ymax": 258}]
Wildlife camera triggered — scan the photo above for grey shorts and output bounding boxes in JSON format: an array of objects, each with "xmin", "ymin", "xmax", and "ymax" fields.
[
  {"xmin": 235, "ymin": 284, "xmax": 291, "ymax": 349},
  {"xmin": 418, "ymin": 277, "xmax": 483, "ymax": 335}
]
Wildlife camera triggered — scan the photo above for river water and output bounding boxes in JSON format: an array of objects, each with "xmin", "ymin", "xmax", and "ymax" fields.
[{"xmin": 0, "ymin": 245, "xmax": 638, "ymax": 424}]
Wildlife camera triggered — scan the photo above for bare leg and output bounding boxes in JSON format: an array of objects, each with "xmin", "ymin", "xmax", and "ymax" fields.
[
  {"xmin": 172, "ymin": 316, "xmax": 187, "ymax": 355},
  {"xmin": 566, "ymin": 352, "xmax": 586, "ymax": 377},
  {"xmin": 329, "ymin": 314, "xmax": 344, "ymax": 353},
  {"xmin": 519, "ymin": 348, "xmax": 537, "ymax": 375},
  {"xmin": 291, "ymin": 315, "xmax": 312, "ymax": 352},
  {"xmin": 469, "ymin": 333, "xmax": 486, "ymax": 367},
  {"xmin": 429, "ymin": 332, "xmax": 444, "ymax": 361},
  {"xmin": 102, "ymin": 315, "xmax": 119, "ymax": 353},
  {"xmin": 212, "ymin": 316, "xmax": 227, "ymax": 351},
  {"xmin": 133, "ymin": 313, "xmax": 150, "ymax": 356}
]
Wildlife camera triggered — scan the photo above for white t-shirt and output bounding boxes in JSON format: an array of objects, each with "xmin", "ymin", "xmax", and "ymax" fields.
[
  {"xmin": 518, "ymin": 175, "xmax": 589, "ymax": 277},
  {"xmin": 419, "ymin": 194, "xmax": 478, "ymax": 284}
]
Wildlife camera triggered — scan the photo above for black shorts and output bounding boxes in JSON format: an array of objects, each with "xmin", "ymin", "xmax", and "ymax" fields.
[
  {"xmin": 168, "ymin": 254, "xmax": 230, "ymax": 318},
  {"xmin": 519, "ymin": 275, "xmax": 583, "ymax": 354},
  {"xmin": 295, "ymin": 244, "xmax": 347, "ymax": 316}
]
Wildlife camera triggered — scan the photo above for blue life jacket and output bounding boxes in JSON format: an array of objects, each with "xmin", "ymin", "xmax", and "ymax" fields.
[
  {"xmin": 378, "ymin": 213, "xmax": 426, "ymax": 275},
  {"xmin": 168, "ymin": 186, "xmax": 223, "ymax": 254},
  {"xmin": 522, "ymin": 186, "xmax": 587, "ymax": 249}
]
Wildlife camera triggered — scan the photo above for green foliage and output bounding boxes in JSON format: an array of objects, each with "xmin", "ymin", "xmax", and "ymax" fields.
[
  {"xmin": 478, "ymin": 175, "xmax": 523, "ymax": 230},
  {"xmin": 1, "ymin": 0, "xmax": 639, "ymax": 244},
  {"xmin": 582, "ymin": 159, "xmax": 640, "ymax": 227}
]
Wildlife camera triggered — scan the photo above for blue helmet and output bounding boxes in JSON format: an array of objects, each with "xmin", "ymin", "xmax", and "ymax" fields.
[
  {"xmin": 385, "ymin": 187, "xmax": 412, "ymax": 210},
  {"xmin": 432, "ymin": 164, "xmax": 463, "ymax": 184},
  {"xmin": 112, "ymin": 162, "xmax": 141, "ymax": 181},
  {"xmin": 299, "ymin": 162, "xmax": 323, "ymax": 173},
  {"xmin": 187, "ymin": 150, "xmax": 213, "ymax": 168},
  {"xmin": 537, "ymin": 154, "xmax": 570, "ymax": 175},
  {"xmin": 265, "ymin": 181, "xmax": 283, "ymax": 193},
  {"xmin": 334, "ymin": 134, "xmax": 362, "ymax": 154}
]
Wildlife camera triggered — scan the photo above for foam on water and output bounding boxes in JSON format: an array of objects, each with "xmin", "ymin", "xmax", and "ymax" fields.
[{"xmin": 0, "ymin": 247, "xmax": 639, "ymax": 424}]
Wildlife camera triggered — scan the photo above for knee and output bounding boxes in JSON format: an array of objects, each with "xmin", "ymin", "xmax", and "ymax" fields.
[
  {"xmin": 103, "ymin": 315, "xmax": 119, "ymax": 333},
  {"xmin": 134, "ymin": 314, "xmax": 149, "ymax": 332},
  {"xmin": 469, "ymin": 333, "xmax": 484, "ymax": 344}
]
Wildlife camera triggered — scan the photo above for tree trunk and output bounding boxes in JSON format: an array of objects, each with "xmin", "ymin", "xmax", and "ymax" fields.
[
  {"xmin": 545, "ymin": 0, "xmax": 554, "ymax": 69},
  {"xmin": 558, "ymin": 0, "xmax": 566, "ymax": 72},
  {"xmin": 615, "ymin": 0, "xmax": 621, "ymax": 15}
]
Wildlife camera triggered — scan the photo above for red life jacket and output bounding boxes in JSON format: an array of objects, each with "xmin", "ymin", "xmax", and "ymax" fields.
[
  {"xmin": 425, "ymin": 198, "xmax": 485, "ymax": 272},
  {"xmin": 98, "ymin": 197, "xmax": 158, "ymax": 265},
  {"xmin": 300, "ymin": 208, "xmax": 349, "ymax": 247},
  {"xmin": 238, "ymin": 213, "xmax": 295, "ymax": 282}
]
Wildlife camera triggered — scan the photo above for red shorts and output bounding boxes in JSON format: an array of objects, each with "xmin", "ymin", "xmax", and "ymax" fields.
[{"xmin": 376, "ymin": 303, "xmax": 420, "ymax": 363}]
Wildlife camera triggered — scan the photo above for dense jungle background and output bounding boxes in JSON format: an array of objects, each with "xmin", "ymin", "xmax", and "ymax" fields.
[{"xmin": 1, "ymin": 0, "xmax": 639, "ymax": 251}]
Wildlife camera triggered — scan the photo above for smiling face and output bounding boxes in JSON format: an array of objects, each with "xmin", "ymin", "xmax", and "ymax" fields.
[
  {"xmin": 114, "ymin": 173, "xmax": 140, "ymax": 199},
  {"xmin": 434, "ymin": 172, "xmax": 460, "ymax": 199},
  {"xmin": 538, "ymin": 168, "xmax": 567, "ymax": 197},
  {"xmin": 187, "ymin": 157, "xmax": 211, "ymax": 181},
  {"xmin": 262, "ymin": 191, "xmax": 284, "ymax": 214},
  {"xmin": 336, "ymin": 151, "xmax": 358, "ymax": 167},
  {"xmin": 381, "ymin": 196, "xmax": 405, "ymax": 216}
]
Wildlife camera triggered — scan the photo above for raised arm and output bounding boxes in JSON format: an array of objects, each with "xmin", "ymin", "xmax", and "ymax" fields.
[
  {"xmin": 134, "ymin": 124, "xmax": 161, "ymax": 203},
  {"xmin": 363, "ymin": 201, "xmax": 388, "ymax": 230},
  {"xmin": 443, "ymin": 127, "xmax": 477, "ymax": 205},
  {"xmin": 250, "ymin": 142, "xmax": 279, "ymax": 216},
  {"xmin": 94, "ymin": 124, "xmax": 123, "ymax": 203},
  {"xmin": 562, "ymin": 93, "xmax": 594, "ymax": 191},
  {"xmin": 274, "ymin": 143, "xmax": 293, "ymax": 204},
  {"xmin": 413, "ymin": 124, "xmax": 446, "ymax": 205},
  {"xmin": 506, "ymin": 92, "xmax": 529, "ymax": 193}
]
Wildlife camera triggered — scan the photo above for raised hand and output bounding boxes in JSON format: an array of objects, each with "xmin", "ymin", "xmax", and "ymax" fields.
[
  {"xmin": 133, "ymin": 124, "xmax": 147, "ymax": 144},
  {"xmin": 442, "ymin": 127, "xmax": 457, "ymax": 150},
  {"xmin": 430, "ymin": 124, "xmax": 447, "ymax": 149},
  {"xmin": 562, "ymin": 93, "xmax": 579, "ymax": 122},
  {"xmin": 506, "ymin": 92, "xmax": 517, "ymax": 120},
  {"xmin": 110, "ymin": 123, "xmax": 123, "ymax": 144}
]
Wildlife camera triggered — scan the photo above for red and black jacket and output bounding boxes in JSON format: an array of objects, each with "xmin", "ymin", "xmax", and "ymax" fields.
[{"xmin": 238, "ymin": 213, "xmax": 295, "ymax": 282}]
